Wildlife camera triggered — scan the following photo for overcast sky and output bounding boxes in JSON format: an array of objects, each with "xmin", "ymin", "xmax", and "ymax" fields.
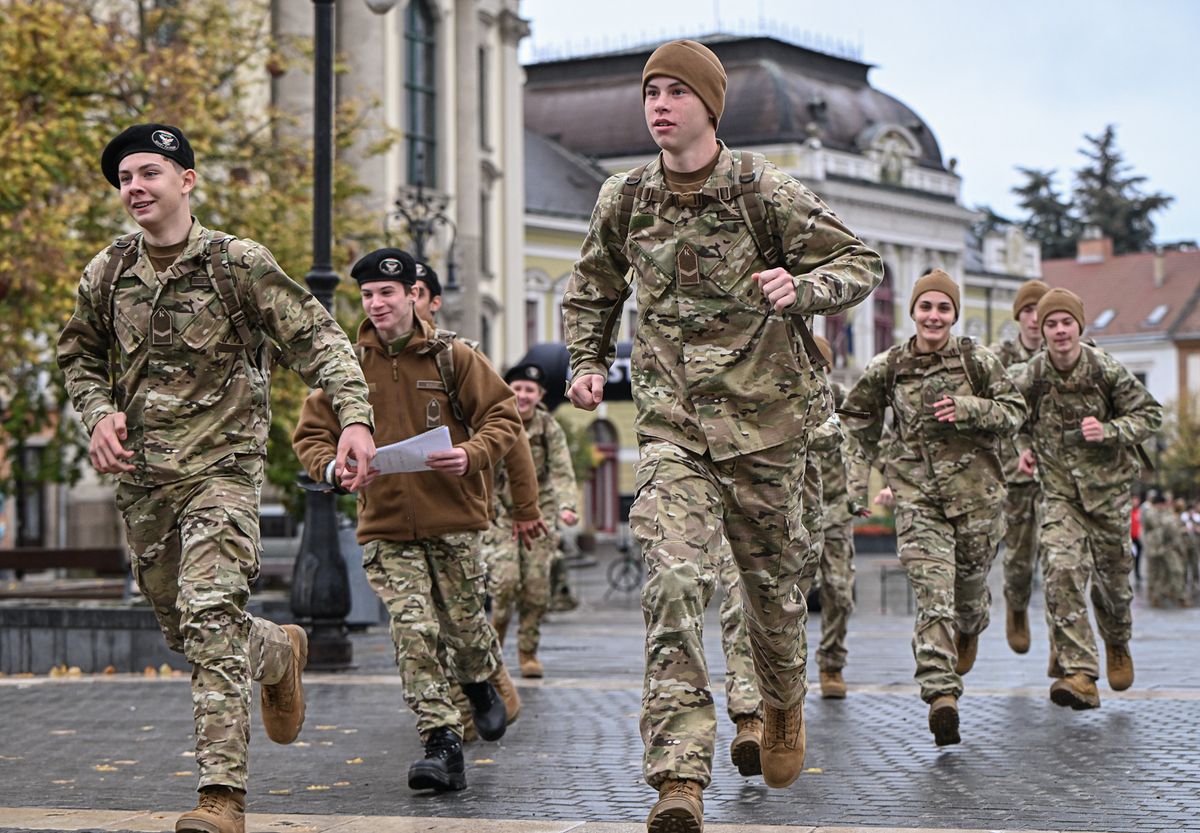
[{"xmin": 519, "ymin": 0, "xmax": 1197, "ymax": 245}]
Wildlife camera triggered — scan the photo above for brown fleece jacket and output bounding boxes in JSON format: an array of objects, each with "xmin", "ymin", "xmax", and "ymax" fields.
[{"xmin": 293, "ymin": 318, "xmax": 539, "ymax": 543}]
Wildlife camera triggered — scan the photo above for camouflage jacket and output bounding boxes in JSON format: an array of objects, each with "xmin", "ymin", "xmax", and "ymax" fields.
[
  {"xmin": 989, "ymin": 336, "xmax": 1041, "ymax": 486},
  {"xmin": 562, "ymin": 143, "xmax": 882, "ymax": 461},
  {"xmin": 844, "ymin": 336, "xmax": 1026, "ymax": 519},
  {"xmin": 57, "ymin": 219, "xmax": 372, "ymax": 486},
  {"xmin": 1014, "ymin": 344, "xmax": 1162, "ymax": 511},
  {"xmin": 1140, "ymin": 504, "xmax": 1184, "ymax": 557},
  {"xmin": 492, "ymin": 405, "xmax": 578, "ymax": 526}
]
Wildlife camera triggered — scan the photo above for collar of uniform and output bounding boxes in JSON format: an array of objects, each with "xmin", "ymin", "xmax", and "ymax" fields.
[
  {"xmin": 356, "ymin": 315, "xmax": 433, "ymax": 356},
  {"xmin": 643, "ymin": 141, "xmax": 734, "ymax": 194},
  {"xmin": 903, "ymin": 334, "xmax": 963, "ymax": 362},
  {"xmin": 138, "ymin": 218, "xmax": 209, "ymax": 286}
]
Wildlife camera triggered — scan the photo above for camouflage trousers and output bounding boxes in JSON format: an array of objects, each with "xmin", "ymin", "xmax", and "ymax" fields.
[
  {"xmin": 115, "ymin": 471, "xmax": 293, "ymax": 792},
  {"xmin": 1145, "ymin": 542, "xmax": 1187, "ymax": 607},
  {"xmin": 1002, "ymin": 480, "xmax": 1042, "ymax": 611},
  {"xmin": 634, "ymin": 439, "xmax": 814, "ymax": 789},
  {"xmin": 483, "ymin": 519, "xmax": 556, "ymax": 654},
  {"xmin": 895, "ymin": 497, "xmax": 1004, "ymax": 702},
  {"xmin": 713, "ymin": 542, "xmax": 760, "ymax": 722},
  {"xmin": 816, "ymin": 528, "xmax": 856, "ymax": 673},
  {"xmin": 362, "ymin": 533, "xmax": 500, "ymax": 740},
  {"xmin": 1040, "ymin": 492, "xmax": 1133, "ymax": 678}
]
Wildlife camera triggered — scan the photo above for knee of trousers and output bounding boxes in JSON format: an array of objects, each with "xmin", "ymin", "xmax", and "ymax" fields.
[
  {"xmin": 642, "ymin": 551, "xmax": 711, "ymax": 637},
  {"xmin": 181, "ymin": 604, "xmax": 252, "ymax": 668}
]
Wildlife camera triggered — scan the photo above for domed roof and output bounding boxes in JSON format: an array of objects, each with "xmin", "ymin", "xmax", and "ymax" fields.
[{"xmin": 525, "ymin": 35, "xmax": 945, "ymax": 171}]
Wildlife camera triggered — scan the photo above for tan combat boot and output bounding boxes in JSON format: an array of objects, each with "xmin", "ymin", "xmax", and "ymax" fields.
[
  {"xmin": 729, "ymin": 715, "xmax": 762, "ymax": 777},
  {"xmin": 927, "ymin": 695, "xmax": 960, "ymax": 746},
  {"xmin": 760, "ymin": 703, "xmax": 805, "ymax": 788},
  {"xmin": 646, "ymin": 778, "xmax": 703, "ymax": 833},
  {"xmin": 819, "ymin": 669, "xmax": 847, "ymax": 699},
  {"xmin": 954, "ymin": 631, "xmax": 979, "ymax": 675},
  {"xmin": 1050, "ymin": 673, "xmax": 1101, "ymax": 710},
  {"xmin": 1105, "ymin": 642, "xmax": 1134, "ymax": 691},
  {"xmin": 176, "ymin": 785, "xmax": 245, "ymax": 833},
  {"xmin": 1006, "ymin": 608, "xmax": 1031, "ymax": 654},
  {"xmin": 489, "ymin": 663, "xmax": 522, "ymax": 723},
  {"xmin": 519, "ymin": 650, "xmax": 544, "ymax": 679},
  {"xmin": 261, "ymin": 624, "xmax": 307, "ymax": 744}
]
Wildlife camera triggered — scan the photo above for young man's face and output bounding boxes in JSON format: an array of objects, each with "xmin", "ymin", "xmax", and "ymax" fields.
[
  {"xmin": 360, "ymin": 280, "xmax": 416, "ymax": 341},
  {"xmin": 644, "ymin": 76, "xmax": 713, "ymax": 155},
  {"xmin": 912, "ymin": 291, "xmax": 955, "ymax": 351},
  {"xmin": 413, "ymin": 279, "xmax": 442, "ymax": 324},
  {"xmin": 1041, "ymin": 311, "xmax": 1082, "ymax": 364},
  {"xmin": 1017, "ymin": 303, "xmax": 1042, "ymax": 348},
  {"xmin": 510, "ymin": 379, "xmax": 545, "ymax": 420},
  {"xmin": 117, "ymin": 152, "xmax": 194, "ymax": 233}
]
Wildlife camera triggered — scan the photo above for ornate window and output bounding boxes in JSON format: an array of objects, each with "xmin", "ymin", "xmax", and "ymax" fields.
[{"xmin": 405, "ymin": 0, "xmax": 437, "ymax": 187}]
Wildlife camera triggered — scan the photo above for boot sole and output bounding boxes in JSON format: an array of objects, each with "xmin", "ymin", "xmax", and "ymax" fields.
[
  {"xmin": 176, "ymin": 815, "xmax": 244, "ymax": 833},
  {"xmin": 730, "ymin": 736, "xmax": 762, "ymax": 777},
  {"xmin": 929, "ymin": 703, "xmax": 961, "ymax": 746},
  {"xmin": 1050, "ymin": 685, "xmax": 1100, "ymax": 710},
  {"xmin": 1108, "ymin": 675, "xmax": 1134, "ymax": 692},
  {"xmin": 820, "ymin": 687, "xmax": 847, "ymax": 699},
  {"xmin": 408, "ymin": 763, "xmax": 467, "ymax": 792},
  {"xmin": 647, "ymin": 804, "xmax": 703, "ymax": 833}
]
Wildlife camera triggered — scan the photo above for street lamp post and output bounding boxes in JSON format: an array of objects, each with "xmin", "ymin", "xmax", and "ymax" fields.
[
  {"xmin": 385, "ymin": 154, "xmax": 460, "ymax": 292},
  {"xmin": 290, "ymin": 0, "xmax": 403, "ymax": 668}
]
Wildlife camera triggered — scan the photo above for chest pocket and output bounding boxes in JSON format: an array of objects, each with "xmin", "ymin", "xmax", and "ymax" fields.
[
  {"xmin": 114, "ymin": 302, "xmax": 150, "ymax": 356},
  {"xmin": 177, "ymin": 292, "xmax": 231, "ymax": 351},
  {"xmin": 695, "ymin": 206, "xmax": 765, "ymax": 310}
]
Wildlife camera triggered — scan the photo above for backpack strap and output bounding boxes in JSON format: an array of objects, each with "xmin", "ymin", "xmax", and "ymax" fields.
[
  {"xmin": 616, "ymin": 163, "xmax": 649, "ymax": 252},
  {"xmin": 430, "ymin": 329, "xmax": 472, "ymax": 436},
  {"xmin": 97, "ymin": 233, "xmax": 141, "ymax": 334},
  {"xmin": 957, "ymin": 336, "xmax": 987, "ymax": 397},
  {"xmin": 206, "ymin": 234, "xmax": 255, "ymax": 350}
]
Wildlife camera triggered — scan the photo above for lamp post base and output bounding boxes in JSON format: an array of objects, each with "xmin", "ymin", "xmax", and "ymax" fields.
[{"xmin": 301, "ymin": 619, "xmax": 354, "ymax": 671}]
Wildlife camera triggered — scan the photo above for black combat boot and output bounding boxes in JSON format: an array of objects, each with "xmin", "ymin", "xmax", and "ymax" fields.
[
  {"xmin": 407, "ymin": 727, "xmax": 466, "ymax": 792},
  {"xmin": 461, "ymin": 679, "xmax": 507, "ymax": 741}
]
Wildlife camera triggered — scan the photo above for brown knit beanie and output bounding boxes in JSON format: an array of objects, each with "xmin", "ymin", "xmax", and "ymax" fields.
[
  {"xmin": 909, "ymin": 269, "xmax": 960, "ymax": 320},
  {"xmin": 1037, "ymin": 288, "xmax": 1086, "ymax": 333},
  {"xmin": 1012, "ymin": 280, "xmax": 1050, "ymax": 319},
  {"xmin": 813, "ymin": 334, "xmax": 833, "ymax": 367},
  {"xmin": 642, "ymin": 40, "xmax": 727, "ymax": 127}
]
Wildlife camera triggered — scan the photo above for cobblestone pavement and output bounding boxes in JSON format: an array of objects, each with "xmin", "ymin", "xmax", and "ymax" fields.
[{"xmin": 1, "ymin": 546, "xmax": 1198, "ymax": 832}]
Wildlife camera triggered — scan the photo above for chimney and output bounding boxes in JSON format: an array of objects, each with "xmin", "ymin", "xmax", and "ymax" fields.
[
  {"xmin": 1154, "ymin": 246, "xmax": 1166, "ymax": 288},
  {"xmin": 1076, "ymin": 225, "xmax": 1113, "ymax": 264}
]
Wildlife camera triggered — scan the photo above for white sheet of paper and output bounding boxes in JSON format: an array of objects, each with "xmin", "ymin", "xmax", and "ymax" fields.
[{"xmin": 371, "ymin": 426, "xmax": 452, "ymax": 475}]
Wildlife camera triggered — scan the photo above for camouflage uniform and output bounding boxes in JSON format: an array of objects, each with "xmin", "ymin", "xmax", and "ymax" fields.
[
  {"xmin": 815, "ymin": 382, "xmax": 859, "ymax": 674},
  {"xmin": 57, "ymin": 221, "xmax": 372, "ymax": 790},
  {"xmin": 712, "ymin": 541, "xmax": 761, "ymax": 721},
  {"xmin": 845, "ymin": 337, "xmax": 1025, "ymax": 702},
  {"xmin": 563, "ymin": 143, "xmax": 881, "ymax": 788},
  {"xmin": 363, "ymin": 534, "xmax": 499, "ymax": 739},
  {"xmin": 484, "ymin": 405, "xmax": 578, "ymax": 655},
  {"xmin": 1140, "ymin": 504, "xmax": 1188, "ymax": 607},
  {"xmin": 990, "ymin": 338, "xmax": 1043, "ymax": 612},
  {"xmin": 1014, "ymin": 344, "xmax": 1163, "ymax": 680}
]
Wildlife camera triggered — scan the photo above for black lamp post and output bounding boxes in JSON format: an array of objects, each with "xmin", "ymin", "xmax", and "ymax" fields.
[{"xmin": 291, "ymin": 0, "xmax": 403, "ymax": 668}]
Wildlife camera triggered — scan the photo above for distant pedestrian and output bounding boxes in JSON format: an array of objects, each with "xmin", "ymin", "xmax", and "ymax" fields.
[
  {"xmin": 844, "ymin": 270, "xmax": 1025, "ymax": 746},
  {"xmin": 293, "ymin": 248, "xmax": 529, "ymax": 792},
  {"xmin": 1015, "ymin": 289, "xmax": 1162, "ymax": 709},
  {"xmin": 56, "ymin": 123, "xmax": 377, "ymax": 833},
  {"xmin": 562, "ymin": 39, "xmax": 882, "ymax": 831}
]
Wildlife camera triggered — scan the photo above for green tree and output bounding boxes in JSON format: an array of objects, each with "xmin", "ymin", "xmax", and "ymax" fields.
[
  {"xmin": 1072, "ymin": 125, "xmax": 1174, "ymax": 255},
  {"xmin": 1158, "ymin": 401, "xmax": 1200, "ymax": 498},
  {"xmin": 1011, "ymin": 167, "xmax": 1077, "ymax": 260},
  {"xmin": 0, "ymin": 0, "xmax": 391, "ymax": 508}
]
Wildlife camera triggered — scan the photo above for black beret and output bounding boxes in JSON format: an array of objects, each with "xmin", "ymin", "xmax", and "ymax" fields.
[
  {"xmin": 504, "ymin": 362, "xmax": 547, "ymax": 388},
  {"xmin": 101, "ymin": 124, "xmax": 194, "ymax": 188},
  {"xmin": 351, "ymin": 248, "xmax": 417, "ymax": 286},
  {"xmin": 413, "ymin": 260, "xmax": 442, "ymax": 297}
]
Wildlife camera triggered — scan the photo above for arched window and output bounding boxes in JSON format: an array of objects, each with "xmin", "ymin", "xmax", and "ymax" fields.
[{"xmin": 405, "ymin": 0, "xmax": 437, "ymax": 187}]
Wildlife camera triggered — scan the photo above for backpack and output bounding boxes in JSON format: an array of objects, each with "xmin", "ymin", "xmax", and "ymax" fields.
[
  {"xmin": 1025, "ymin": 346, "xmax": 1154, "ymax": 471},
  {"xmin": 616, "ymin": 151, "xmax": 829, "ymax": 370},
  {"xmin": 96, "ymin": 232, "xmax": 255, "ymax": 352},
  {"xmin": 883, "ymin": 336, "xmax": 989, "ymax": 402}
]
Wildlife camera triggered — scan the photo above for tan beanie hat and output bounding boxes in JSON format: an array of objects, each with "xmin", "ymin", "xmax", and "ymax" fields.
[
  {"xmin": 909, "ymin": 269, "xmax": 960, "ymax": 320},
  {"xmin": 813, "ymin": 334, "xmax": 833, "ymax": 367},
  {"xmin": 1037, "ymin": 288, "xmax": 1086, "ymax": 333},
  {"xmin": 1012, "ymin": 280, "xmax": 1050, "ymax": 319},
  {"xmin": 642, "ymin": 40, "xmax": 727, "ymax": 127}
]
